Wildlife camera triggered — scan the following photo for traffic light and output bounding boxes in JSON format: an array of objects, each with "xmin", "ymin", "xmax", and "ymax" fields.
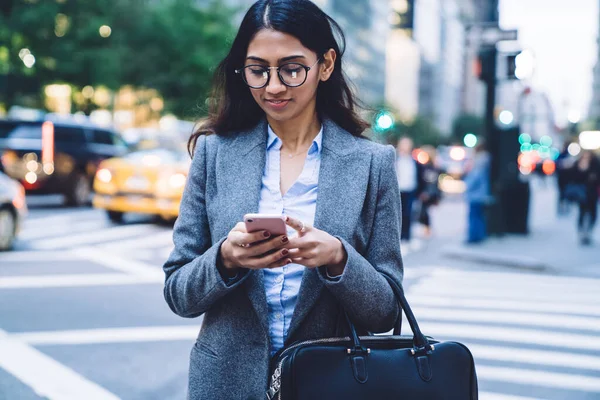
[
  {"xmin": 476, "ymin": 48, "xmax": 496, "ymax": 83},
  {"xmin": 374, "ymin": 111, "xmax": 395, "ymax": 132}
]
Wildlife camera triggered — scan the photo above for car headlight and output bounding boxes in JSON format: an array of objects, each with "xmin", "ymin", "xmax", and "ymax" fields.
[
  {"xmin": 96, "ymin": 168, "xmax": 113, "ymax": 183},
  {"xmin": 168, "ymin": 173, "xmax": 186, "ymax": 188}
]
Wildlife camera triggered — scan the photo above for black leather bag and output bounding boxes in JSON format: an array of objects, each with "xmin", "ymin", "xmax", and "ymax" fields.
[{"xmin": 266, "ymin": 275, "xmax": 478, "ymax": 399}]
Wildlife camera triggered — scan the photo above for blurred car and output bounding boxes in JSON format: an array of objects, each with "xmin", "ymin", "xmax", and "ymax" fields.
[
  {"xmin": 93, "ymin": 148, "xmax": 190, "ymax": 223},
  {"xmin": 436, "ymin": 145, "xmax": 473, "ymax": 194},
  {"xmin": 0, "ymin": 171, "xmax": 27, "ymax": 251},
  {"xmin": 0, "ymin": 118, "xmax": 129, "ymax": 206}
]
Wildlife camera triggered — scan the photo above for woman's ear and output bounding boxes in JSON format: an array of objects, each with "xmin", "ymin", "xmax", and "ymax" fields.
[{"xmin": 319, "ymin": 49, "xmax": 336, "ymax": 82}]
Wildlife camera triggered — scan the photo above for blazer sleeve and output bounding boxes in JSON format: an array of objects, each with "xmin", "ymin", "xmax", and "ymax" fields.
[
  {"xmin": 163, "ymin": 135, "xmax": 250, "ymax": 318},
  {"xmin": 318, "ymin": 145, "xmax": 403, "ymax": 333}
]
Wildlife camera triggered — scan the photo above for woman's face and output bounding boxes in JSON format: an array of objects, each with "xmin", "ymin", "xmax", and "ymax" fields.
[{"xmin": 244, "ymin": 29, "xmax": 334, "ymax": 123}]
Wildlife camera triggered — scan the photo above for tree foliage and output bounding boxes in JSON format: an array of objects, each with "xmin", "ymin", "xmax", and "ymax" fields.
[{"xmin": 0, "ymin": 0, "xmax": 235, "ymax": 118}]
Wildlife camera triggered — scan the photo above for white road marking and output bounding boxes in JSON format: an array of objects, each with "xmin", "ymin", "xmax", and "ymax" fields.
[
  {"xmin": 468, "ymin": 343, "xmax": 600, "ymax": 371},
  {"xmin": 0, "ymin": 251, "xmax": 82, "ymax": 263},
  {"xmin": 72, "ymin": 247, "xmax": 163, "ymax": 279},
  {"xmin": 21, "ymin": 210, "xmax": 100, "ymax": 228},
  {"xmin": 431, "ymin": 267, "xmax": 600, "ymax": 288},
  {"xmin": 12, "ymin": 325, "xmax": 199, "ymax": 345},
  {"xmin": 31, "ymin": 224, "xmax": 163, "ymax": 250},
  {"xmin": 96, "ymin": 230, "xmax": 173, "ymax": 251},
  {"xmin": 19, "ymin": 220, "xmax": 108, "ymax": 241},
  {"xmin": 0, "ymin": 273, "xmax": 162, "ymax": 289},
  {"xmin": 477, "ymin": 365, "xmax": 600, "ymax": 392},
  {"xmin": 409, "ymin": 282, "xmax": 600, "ymax": 303},
  {"xmin": 407, "ymin": 295, "xmax": 600, "ymax": 317},
  {"xmin": 479, "ymin": 392, "xmax": 542, "ymax": 400},
  {"xmin": 412, "ymin": 322, "xmax": 600, "ymax": 351},
  {"xmin": 411, "ymin": 306, "xmax": 600, "ymax": 332},
  {"xmin": 0, "ymin": 329, "xmax": 120, "ymax": 400}
]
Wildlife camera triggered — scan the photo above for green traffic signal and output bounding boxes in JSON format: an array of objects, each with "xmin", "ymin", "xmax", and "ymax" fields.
[{"xmin": 374, "ymin": 111, "xmax": 394, "ymax": 131}]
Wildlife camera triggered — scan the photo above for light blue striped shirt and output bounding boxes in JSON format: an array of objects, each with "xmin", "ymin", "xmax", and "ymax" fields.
[{"xmin": 259, "ymin": 124, "xmax": 323, "ymax": 356}]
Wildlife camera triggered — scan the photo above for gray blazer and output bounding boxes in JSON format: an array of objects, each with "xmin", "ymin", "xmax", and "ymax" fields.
[{"xmin": 163, "ymin": 118, "xmax": 404, "ymax": 400}]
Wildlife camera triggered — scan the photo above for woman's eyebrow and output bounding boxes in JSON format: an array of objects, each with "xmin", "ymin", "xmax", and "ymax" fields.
[{"xmin": 245, "ymin": 55, "xmax": 307, "ymax": 63}]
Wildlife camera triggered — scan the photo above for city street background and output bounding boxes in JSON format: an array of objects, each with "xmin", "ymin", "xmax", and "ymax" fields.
[
  {"xmin": 1, "ymin": 0, "xmax": 600, "ymax": 399},
  {"xmin": 1, "ymin": 178, "xmax": 599, "ymax": 400}
]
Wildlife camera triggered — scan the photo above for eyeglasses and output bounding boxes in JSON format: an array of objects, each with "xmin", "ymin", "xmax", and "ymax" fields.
[{"xmin": 235, "ymin": 59, "xmax": 320, "ymax": 89}]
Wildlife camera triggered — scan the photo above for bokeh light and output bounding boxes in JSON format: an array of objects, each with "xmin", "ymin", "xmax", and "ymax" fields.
[
  {"xmin": 518, "ymin": 133, "xmax": 531, "ymax": 144},
  {"xmin": 499, "ymin": 110, "xmax": 514, "ymax": 125},
  {"xmin": 463, "ymin": 133, "xmax": 478, "ymax": 148},
  {"xmin": 568, "ymin": 143, "xmax": 581, "ymax": 156}
]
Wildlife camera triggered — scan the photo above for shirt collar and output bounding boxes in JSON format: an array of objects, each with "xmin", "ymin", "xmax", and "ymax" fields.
[{"xmin": 267, "ymin": 124, "xmax": 323, "ymax": 155}]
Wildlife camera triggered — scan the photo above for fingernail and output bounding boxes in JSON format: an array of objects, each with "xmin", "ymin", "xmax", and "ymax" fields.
[
  {"xmin": 281, "ymin": 249, "xmax": 289, "ymax": 256},
  {"xmin": 263, "ymin": 231, "xmax": 271, "ymax": 237},
  {"xmin": 285, "ymin": 216, "xmax": 290, "ymax": 222},
  {"xmin": 281, "ymin": 236, "xmax": 288, "ymax": 243},
  {"xmin": 286, "ymin": 259, "xmax": 292, "ymax": 264}
]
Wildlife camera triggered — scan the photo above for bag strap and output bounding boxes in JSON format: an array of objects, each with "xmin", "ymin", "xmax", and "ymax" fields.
[{"xmin": 343, "ymin": 273, "xmax": 429, "ymax": 351}]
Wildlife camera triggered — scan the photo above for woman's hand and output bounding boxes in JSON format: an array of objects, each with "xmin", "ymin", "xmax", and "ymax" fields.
[
  {"xmin": 220, "ymin": 222, "xmax": 292, "ymax": 271},
  {"xmin": 284, "ymin": 216, "xmax": 347, "ymax": 275}
]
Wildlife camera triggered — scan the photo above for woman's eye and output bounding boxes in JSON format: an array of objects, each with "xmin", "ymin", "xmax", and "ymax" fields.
[{"xmin": 249, "ymin": 67, "xmax": 266, "ymax": 76}]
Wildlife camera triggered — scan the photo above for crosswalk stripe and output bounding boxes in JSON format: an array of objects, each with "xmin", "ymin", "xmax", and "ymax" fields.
[
  {"xmin": 409, "ymin": 283, "xmax": 600, "ymax": 303},
  {"xmin": 0, "ymin": 273, "xmax": 162, "ymax": 289},
  {"xmin": 19, "ymin": 220, "xmax": 108, "ymax": 241},
  {"xmin": 96, "ymin": 229, "xmax": 173, "ymax": 250},
  {"xmin": 478, "ymin": 392, "xmax": 543, "ymax": 400},
  {"xmin": 424, "ymin": 273, "xmax": 600, "ymax": 294},
  {"xmin": 0, "ymin": 251, "xmax": 81, "ymax": 263},
  {"xmin": 31, "ymin": 224, "xmax": 163, "ymax": 250},
  {"xmin": 410, "ymin": 322, "xmax": 600, "ymax": 351},
  {"xmin": 468, "ymin": 343, "xmax": 600, "ymax": 371},
  {"xmin": 407, "ymin": 295, "xmax": 600, "ymax": 317},
  {"xmin": 71, "ymin": 247, "xmax": 164, "ymax": 278},
  {"xmin": 411, "ymin": 306, "xmax": 600, "ymax": 332},
  {"xmin": 477, "ymin": 365, "xmax": 600, "ymax": 392},
  {"xmin": 21, "ymin": 210, "xmax": 101, "ymax": 228},
  {"xmin": 431, "ymin": 268, "xmax": 600, "ymax": 288},
  {"xmin": 0, "ymin": 329, "xmax": 120, "ymax": 400},
  {"xmin": 12, "ymin": 325, "xmax": 199, "ymax": 345}
]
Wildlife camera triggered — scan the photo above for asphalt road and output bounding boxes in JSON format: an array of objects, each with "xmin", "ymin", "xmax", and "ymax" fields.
[{"xmin": 0, "ymin": 194, "xmax": 599, "ymax": 400}]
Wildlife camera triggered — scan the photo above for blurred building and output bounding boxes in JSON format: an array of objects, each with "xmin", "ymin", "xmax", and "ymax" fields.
[
  {"xmin": 386, "ymin": 0, "xmax": 489, "ymax": 136},
  {"xmin": 215, "ymin": 0, "xmax": 390, "ymax": 106},
  {"xmin": 589, "ymin": 1, "xmax": 600, "ymax": 125}
]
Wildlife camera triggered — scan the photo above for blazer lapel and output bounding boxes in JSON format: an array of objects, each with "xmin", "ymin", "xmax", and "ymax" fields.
[
  {"xmin": 286, "ymin": 119, "xmax": 373, "ymax": 342},
  {"xmin": 221, "ymin": 120, "xmax": 270, "ymax": 335}
]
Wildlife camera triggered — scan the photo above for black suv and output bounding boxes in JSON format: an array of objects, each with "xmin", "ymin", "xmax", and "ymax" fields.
[{"xmin": 0, "ymin": 118, "xmax": 129, "ymax": 206}]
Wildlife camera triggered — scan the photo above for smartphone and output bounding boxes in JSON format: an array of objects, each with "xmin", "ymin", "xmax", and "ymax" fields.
[{"xmin": 244, "ymin": 213, "xmax": 287, "ymax": 236}]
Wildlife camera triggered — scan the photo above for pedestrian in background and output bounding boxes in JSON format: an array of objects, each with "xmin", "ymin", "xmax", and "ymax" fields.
[
  {"xmin": 395, "ymin": 136, "xmax": 424, "ymax": 246},
  {"xmin": 555, "ymin": 142, "xmax": 573, "ymax": 215},
  {"xmin": 162, "ymin": 1, "xmax": 404, "ymax": 398},
  {"xmin": 416, "ymin": 145, "xmax": 442, "ymax": 238},
  {"xmin": 463, "ymin": 142, "xmax": 491, "ymax": 244},
  {"xmin": 567, "ymin": 150, "xmax": 600, "ymax": 245}
]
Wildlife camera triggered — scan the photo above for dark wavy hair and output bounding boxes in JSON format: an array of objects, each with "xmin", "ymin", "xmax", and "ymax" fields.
[{"xmin": 188, "ymin": 0, "xmax": 369, "ymax": 155}]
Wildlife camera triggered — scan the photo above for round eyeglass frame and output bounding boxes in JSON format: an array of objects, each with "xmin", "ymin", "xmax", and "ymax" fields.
[{"xmin": 235, "ymin": 58, "xmax": 321, "ymax": 89}]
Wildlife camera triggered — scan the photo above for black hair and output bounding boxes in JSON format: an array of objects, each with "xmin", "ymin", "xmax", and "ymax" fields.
[{"xmin": 188, "ymin": 0, "xmax": 369, "ymax": 155}]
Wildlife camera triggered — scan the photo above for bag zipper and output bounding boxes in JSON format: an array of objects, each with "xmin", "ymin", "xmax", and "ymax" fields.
[{"xmin": 266, "ymin": 335, "xmax": 418, "ymax": 400}]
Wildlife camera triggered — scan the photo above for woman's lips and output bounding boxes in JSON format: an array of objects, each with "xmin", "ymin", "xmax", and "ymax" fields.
[{"xmin": 264, "ymin": 99, "xmax": 291, "ymax": 110}]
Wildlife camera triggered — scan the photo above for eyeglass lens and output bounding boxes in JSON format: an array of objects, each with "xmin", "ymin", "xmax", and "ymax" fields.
[{"xmin": 243, "ymin": 63, "xmax": 307, "ymax": 88}]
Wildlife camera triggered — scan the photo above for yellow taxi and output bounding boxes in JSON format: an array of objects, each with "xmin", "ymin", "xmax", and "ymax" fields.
[{"xmin": 92, "ymin": 148, "xmax": 190, "ymax": 223}]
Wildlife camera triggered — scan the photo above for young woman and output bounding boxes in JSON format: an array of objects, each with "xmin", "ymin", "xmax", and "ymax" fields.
[{"xmin": 163, "ymin": 1, "xmax": 404, "ymax": 398}]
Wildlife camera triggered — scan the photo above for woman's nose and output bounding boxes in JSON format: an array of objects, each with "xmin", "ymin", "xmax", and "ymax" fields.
[{"xmin": 266, "ymin": 72, "xmax": 286, "ymax": 95}]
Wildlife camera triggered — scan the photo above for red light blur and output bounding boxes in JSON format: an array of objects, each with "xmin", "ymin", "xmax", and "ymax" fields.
[{"xmin": 542, "ymin": 160, "xmax": 555, "ymax": 175}]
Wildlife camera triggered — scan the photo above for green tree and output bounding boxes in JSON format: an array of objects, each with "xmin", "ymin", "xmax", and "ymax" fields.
[{"xmin": 0, "ymin": 0, "xmax": 235, "ymax": 118}]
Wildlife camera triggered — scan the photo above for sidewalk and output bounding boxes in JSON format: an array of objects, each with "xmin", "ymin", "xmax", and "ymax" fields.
[{"xmin": 417, "ymin": 177, "xmax": 600, "ymax": 277}]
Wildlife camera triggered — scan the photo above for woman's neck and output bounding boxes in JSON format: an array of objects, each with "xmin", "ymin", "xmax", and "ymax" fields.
[{"xmin": 267, "ymin": 109, "xmax": 321, "ymax": 153}]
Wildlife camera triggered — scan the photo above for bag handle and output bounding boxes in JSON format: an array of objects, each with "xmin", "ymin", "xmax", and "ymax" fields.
[{"xmin": 344, "ymin": 273, "xmax": 429, "ymax": 351}]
